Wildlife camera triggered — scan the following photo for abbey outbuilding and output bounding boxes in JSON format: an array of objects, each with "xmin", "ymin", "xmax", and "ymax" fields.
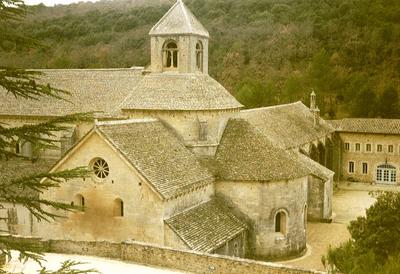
[{"xmin": 1, "ymin": 0, "xmax": 398, "ymax": 261}]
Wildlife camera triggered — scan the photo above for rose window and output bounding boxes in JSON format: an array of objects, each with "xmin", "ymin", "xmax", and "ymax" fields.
[{"xmin": 92, "ymin": 158, "xmax": 109, "ymax": 179}]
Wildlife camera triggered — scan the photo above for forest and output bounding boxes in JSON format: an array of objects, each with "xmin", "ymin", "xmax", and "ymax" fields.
[{"xmin": 1, "ymin": 0, "xmax": 399, "ymax": 118}]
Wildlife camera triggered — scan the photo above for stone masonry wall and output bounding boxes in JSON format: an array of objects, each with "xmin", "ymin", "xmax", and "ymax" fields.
[
  {"xmin": 215, "ymin": 178, "xmax": 308, "ymax": 260},
  {"xmin": 0, "ymin": 236, "xmax": 324, "ymax": 274},
  {"xmin": 338, "ymin": 132, "xmax": 400, "ymax": 184}
]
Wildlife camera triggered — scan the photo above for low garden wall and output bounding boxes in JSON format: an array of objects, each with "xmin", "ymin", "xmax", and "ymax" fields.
[{"xmin": 0, "ymin": 235, "xmax": 325, "ymax": 274}]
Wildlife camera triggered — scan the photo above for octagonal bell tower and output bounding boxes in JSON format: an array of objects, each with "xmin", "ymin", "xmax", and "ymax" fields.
[{"xmin": 149, "ymin": 0, "xmax": 209, "ymax": 74}]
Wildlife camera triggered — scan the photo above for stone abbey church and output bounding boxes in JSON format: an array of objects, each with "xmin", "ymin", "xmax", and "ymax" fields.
[{"xmin": 1, "ymin": 0, "xmax": 399, "ymax": 261}]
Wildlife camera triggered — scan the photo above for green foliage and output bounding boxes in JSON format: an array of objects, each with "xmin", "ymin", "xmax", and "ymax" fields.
[
  {"xmin": 1, "ymin": 0, "xmax": 398, "ymax": 117},
  {"xmin": 0, "ymin": 0, "xmax": 94, "ymax": 271},
  {"xmin": 326, "ymin": 192, "xmax": 400, "ymax": 274},
  {"xmin": 39, "ymin": 260, "xmax": 99, "ymax": 274},
  {"xmin": 378, "ymin": 85, "xmax": 400, "ymax": 118},
  {"xmin": 236, "ymin": 79, "xmax": 277, "ymax": 108}
]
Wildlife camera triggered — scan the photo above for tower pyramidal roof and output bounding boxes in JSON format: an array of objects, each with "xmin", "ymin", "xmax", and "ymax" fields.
[{"xmin": 149, "ymin": 0, "xmax": 209, "ymax": 38}]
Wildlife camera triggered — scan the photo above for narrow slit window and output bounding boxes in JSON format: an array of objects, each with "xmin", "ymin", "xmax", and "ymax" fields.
[
  {"xmin": 113, "ymin": 198, "xmax": 124, "ymax": 217},
  {"xmin": 199, "ymin": 121, "xmax": 208, "ymax": 141},
  {"xmin": 275, "ymin": 210, "xmax": 287, "ymax": 235},
  {"xmin": 196, "ymin": 41, "xmax": 203, "ymax": 71}
]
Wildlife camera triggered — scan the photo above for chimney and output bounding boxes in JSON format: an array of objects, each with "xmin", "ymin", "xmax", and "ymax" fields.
[
  {"xmin": 310, "ymin": 90, "xmax": 316, "ymax": 110},
  {"xmin": 313, "ymin": 107, "xmax": 320, "ymax": 127}
]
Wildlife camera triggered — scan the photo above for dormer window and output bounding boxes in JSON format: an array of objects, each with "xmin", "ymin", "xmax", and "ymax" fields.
[
  {"xmin": 196, "ymin": 41, "xmax": 203, "ymax": 71},
  {"xmin": 163, "ymin": 41, "xmax": 178, "ymax": 69}
]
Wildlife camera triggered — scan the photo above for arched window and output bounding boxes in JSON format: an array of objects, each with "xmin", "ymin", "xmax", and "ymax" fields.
[
  {"xmin": 73, "ymin": 194, "xmax": 85, "ymax": 211},
  {"xmin": 275, "ymin": 210, "xmax": 287, "ymax": 235},
  {"xmin": 196, "ymin": 41, "xmax": 203, "ymax": 71},
  {"xmin": 113, "ymin": 198, "xmax": 124, "ymax": 217},
  {"xmin": 377, "ymin": 164, "xmax": 397, "ymax": 183},
  {"xmin": 163, "ymin": 41, "xmax": 178, "ymax": 69}
]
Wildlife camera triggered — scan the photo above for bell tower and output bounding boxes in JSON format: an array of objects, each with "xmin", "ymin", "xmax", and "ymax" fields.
[{"xmin": 148, "ymin": 0, "xmax": 209, "ymax": 74}]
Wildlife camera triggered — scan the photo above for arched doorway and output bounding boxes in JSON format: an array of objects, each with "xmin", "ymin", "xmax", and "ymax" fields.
[{"xmin": 376, "ymin": 164, "xmax": 397, "ymax": 184}]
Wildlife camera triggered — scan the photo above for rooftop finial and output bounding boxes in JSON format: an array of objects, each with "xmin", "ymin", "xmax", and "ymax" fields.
[{"xmin": 310, "ymin": 90, "xmax": 317, "ymax": 110}]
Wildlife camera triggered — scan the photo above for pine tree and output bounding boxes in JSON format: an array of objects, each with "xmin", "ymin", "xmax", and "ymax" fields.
[{"xmin": 0, "ymin": 1, "xmax": 96, "ymax": 272}]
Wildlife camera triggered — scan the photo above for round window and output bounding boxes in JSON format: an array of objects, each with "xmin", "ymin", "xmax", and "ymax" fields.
[{"xmin": 92, "ymin": 158, "xmax": 110, "ymax": 179}]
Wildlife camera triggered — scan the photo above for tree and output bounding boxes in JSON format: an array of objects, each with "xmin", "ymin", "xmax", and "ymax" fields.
[
  {"xmin": 235, "ymin": 79, "xmax": 277, "ymax": 108},
  {"xmin": 378, "ymin": 85, "xmax": 400, "ymax": 118},
  {"xmin": 0, "ymin": 0, "xmax": 96, "ymax": 272},
  {"xmin": 351, "ymin": 85, "xmax": 377, "ymax": 118},
  {"xmin": 325, "ymin": 191, "xmax": 400, "ymax": 274}
]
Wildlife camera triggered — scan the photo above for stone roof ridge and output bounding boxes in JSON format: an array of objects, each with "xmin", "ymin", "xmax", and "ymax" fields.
[
  {"xmin": 149, "ymin": 0, "xmax": 209, "ymax": 38},
  {"xmin": 96, "ymin": 118, "xmax": 159, "ymax": 126},
  {"xmin": 25, "ymin": 68, "xmax": 143, "ymax": 72},
  {"xmin": 239, "ymin": 101, "xmax": 303, "ymax": 113}
]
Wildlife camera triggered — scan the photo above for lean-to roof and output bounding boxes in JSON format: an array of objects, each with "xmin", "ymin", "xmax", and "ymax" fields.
[{"xmin": 165, "ymin": 200, "xmax": 247, "ymax": 253}]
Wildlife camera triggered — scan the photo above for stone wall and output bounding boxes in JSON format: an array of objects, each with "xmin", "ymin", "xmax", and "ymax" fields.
[
  {"xmin": 215, "ymin": 177, "xmax": 308, "ymax": 260},
  {"xmin": 337, "ymin": 132, "xmax": 400, "ymax": 184},
  {"xmin": 150, "ymin": 35, "xmax": 209, "ymax": 74},
  {"xmin": 37, "ymin": 131, "xmax": 165, "ymax": 244},
  {"xmin": 1, "ymin": 236, "xmax": 323, "ymax": 274},
  {"xmin": 123, "ymin": 109, "xmax": 237, "ymax": 157},
  {"xmin": 307, "ymin": 175, "xmax": 333, "ymax": 222}
]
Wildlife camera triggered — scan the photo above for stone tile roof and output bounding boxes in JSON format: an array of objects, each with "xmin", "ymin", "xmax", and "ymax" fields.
[
  {"xmin": 0, "ymin": 158, "xmax": 57, "ymax": 198},
  {"xmin": 328, "ymin": 118, "xmax": 400, "ymax": 135},
  {"xmin": 120, "ymin": 73, "xmax": 242, "ymax": 111},
  {"xmin": 149, "ymin": 0, "xmax": 209, "ymax": 38},
  {"xmin": 97, "ymin": 119, "xmax": 214, "ymax": 200},
  {"xmin": 165, "ymin": 200, "xmax": 247, "ymax": 253},
  {"xmin": 290, "ymin": 151, "xmax": 334, "ymax": 181},
  {"xmin": 215, "ymin": 119, "xmax": 310, "ymax": 182},
  {"xmin": 0, "ymin": 69, "xmax": 142, "ymax": 118},
  {"xmin": 238, "ymin": 102, "xmax": 335, "ymax": 149}
]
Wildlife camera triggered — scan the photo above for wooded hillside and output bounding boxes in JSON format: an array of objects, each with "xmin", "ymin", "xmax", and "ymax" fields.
[{"xmin": 1, "ymin": 0, "xmax": 399, "ymax": 118}]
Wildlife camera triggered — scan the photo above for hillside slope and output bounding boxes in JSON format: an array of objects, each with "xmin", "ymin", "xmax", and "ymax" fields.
[{"xmin": 1, "ymin": 0, "xmax": 399, "ymax": 118}]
